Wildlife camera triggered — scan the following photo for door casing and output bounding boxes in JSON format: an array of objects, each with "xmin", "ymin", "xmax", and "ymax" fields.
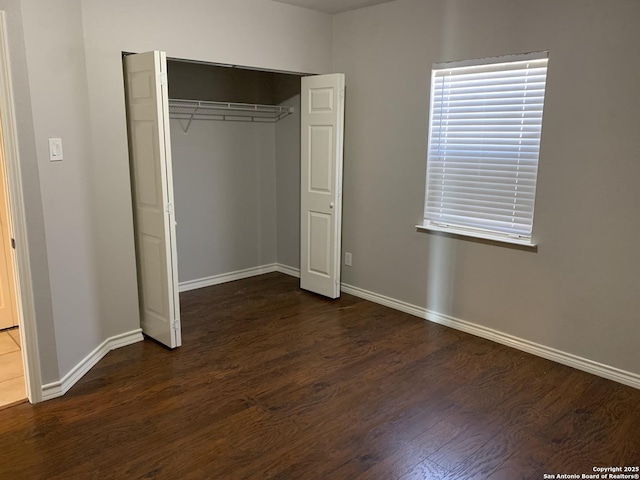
[{"xmin": 0, "ymin": 10, "xmax": 43, "ymax": 403}]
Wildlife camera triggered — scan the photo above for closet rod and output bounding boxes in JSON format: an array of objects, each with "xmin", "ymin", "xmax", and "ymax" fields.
[{"xmin": 168, "ymin": 99, "xmax": 294, "ymax": 133}]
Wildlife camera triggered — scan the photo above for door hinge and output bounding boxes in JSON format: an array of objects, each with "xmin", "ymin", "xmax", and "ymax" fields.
[
  {"xmin": 339, "ymin": 89, "xmax": 345, "ymax": 100},
  {"xmin": 159, "ymin": 72, "xmax": 168, "ymax": 87},
  {"xmin": 165, "ymin": 203, "xmax": 174, "ymax": 215},
  {"xmin": 11, "ymin": 238, "xmax": 15, "ymax": 249}
]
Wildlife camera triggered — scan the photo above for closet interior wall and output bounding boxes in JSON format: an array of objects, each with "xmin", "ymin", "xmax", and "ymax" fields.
[{"xmin": 167, "ymin": 61, "xmax": 302, "ymax": 287}]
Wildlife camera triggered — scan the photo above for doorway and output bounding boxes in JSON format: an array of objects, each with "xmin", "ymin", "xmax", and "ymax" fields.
[
  {"xmin": 0, "ymin": 10, "xmax": 42, "ymax": 405},
  {"xmin": 0, "ymin": 128, "xmax": 24, "ymax": 408}
]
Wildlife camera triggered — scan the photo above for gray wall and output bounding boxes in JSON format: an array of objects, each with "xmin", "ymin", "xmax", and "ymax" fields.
[
  {"xmin": 333, "ymin": 0, "xmax": 640, "ymax": 374},
  {"xmin": 168, "ymin": 62, "xmax": 301, "ymax": 283},
  {"xmin": 168, "ymin": 61, "xmax": 279, "ymax": 104},
  {"xmin": 171, "ymin": 119, "xmax": 277, "ymax": 282},
  {"xmin": 1, "ymin": 0, "xmax": 104, "ymax": 383},
  {"xmin": 0, "ymin": 0, "xmax": 58, "ymax": 383},
  {"xmin": 275, "ymin": 92, "xmax": 301, "ymax": 270},
  {"xmin": 20, "ymin": 0, "xmax": 102, "ymax": 381}
]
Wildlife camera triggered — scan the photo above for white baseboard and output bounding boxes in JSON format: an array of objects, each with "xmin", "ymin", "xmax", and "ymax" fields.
[
  {"xmin": 41, "ymin": 269, "xmax": 638, "ymax": 403},
  {"xmin": 179, "ymin": 264, "xmax": 281, "ymax": 292},
  {"xmin": 341, "ymin": 283, "xmax": 640, "ymax": 390},
  {"xmin": 41, "ymin": 329, "xmax": 143, "ymax": 401},
  {"xmin": 276, "ymin": 264, "xmax": 300, "ymax": 278}
]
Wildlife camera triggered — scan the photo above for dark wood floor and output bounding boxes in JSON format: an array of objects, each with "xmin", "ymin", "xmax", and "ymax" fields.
[{"xmin": 0, "ymin": 273, "xmax": 638, "ymax": 479}]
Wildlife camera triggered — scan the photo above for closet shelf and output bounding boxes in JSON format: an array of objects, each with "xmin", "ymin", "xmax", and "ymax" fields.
[{"xmin": 168, "ymin": 99, "xmax": 294, "ymax": 133}]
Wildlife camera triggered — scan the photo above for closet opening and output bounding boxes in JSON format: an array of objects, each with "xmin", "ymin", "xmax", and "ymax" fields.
[
  {"xmin": 123, "ymin": 52, "xmax": 345, "ymax": 348},
  {"xmin": 166, "ymin": 58, "xmax": 304, "ymax": 295}
]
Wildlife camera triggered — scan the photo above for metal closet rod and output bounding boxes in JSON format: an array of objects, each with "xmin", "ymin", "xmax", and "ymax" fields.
[{"xmin": 168, "ymin": 98, "xmax": 294, "ymax": 133}]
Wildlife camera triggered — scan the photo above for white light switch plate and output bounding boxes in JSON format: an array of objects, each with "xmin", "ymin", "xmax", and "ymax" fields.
[{"xmin": 48, "ymin": 138, "xmax": 63, "ymax": 161}]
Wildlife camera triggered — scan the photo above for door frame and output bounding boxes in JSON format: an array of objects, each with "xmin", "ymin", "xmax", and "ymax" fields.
[{"xmin": 0, "ymin": 11, "xmax": 43, "ymax": 404}]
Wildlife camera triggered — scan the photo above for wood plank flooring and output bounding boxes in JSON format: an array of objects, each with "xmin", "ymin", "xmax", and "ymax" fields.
[{"xmin": 0, "ymin": 272, "xmax": 638, "ymax": 479}]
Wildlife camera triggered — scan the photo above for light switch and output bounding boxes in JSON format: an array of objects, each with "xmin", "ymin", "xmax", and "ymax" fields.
[{"xmin": 48, "ymin": 138, "xmax": 63, "ymax": 161}]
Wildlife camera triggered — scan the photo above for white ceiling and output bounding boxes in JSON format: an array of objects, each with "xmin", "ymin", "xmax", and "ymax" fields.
[{"xmin": 271, "ymin": 0, "xmax": 396, "ymax": 15}]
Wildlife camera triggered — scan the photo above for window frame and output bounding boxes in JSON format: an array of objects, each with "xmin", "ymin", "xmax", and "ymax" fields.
[{"xmin": 418, "ymin": 52, "xmax": 549, "ymax": 247}]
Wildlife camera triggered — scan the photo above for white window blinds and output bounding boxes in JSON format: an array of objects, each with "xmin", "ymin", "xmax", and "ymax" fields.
[{"xmin": 424, "ymin": 53, "xmax": 549, "ymax": 243}]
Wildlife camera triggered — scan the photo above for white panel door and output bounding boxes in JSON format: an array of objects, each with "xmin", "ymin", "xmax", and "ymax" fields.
[
  {"xmin": 124, "ymin": 51, "xmax": 181, "ymax": 348},
  {"xmin": 300, "ymin": 73, "xmax": 345, "ymax": 298}
]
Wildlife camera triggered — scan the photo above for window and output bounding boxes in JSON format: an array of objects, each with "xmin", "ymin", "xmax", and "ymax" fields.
[{"xmin": 420, "ymin": 52, "xmax": 549, "ymax": 246}]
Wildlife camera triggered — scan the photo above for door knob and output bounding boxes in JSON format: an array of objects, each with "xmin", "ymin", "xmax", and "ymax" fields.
[{"xmin": 329, "ymin": 202, "xmax": 334, "ymax": 209}]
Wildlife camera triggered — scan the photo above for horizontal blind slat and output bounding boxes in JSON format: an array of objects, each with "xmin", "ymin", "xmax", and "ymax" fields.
[
  {"xmin": 429, "ymin": 132, "xmax": 542, "ymax": 140},
  {"xmin": 426, "ymin": 202, "xmax": 535, "ymax": 217},
  {"xmin": 426, "ymin": 207, "xmax": 534, "ymax": 223},
  {"xmin": 426, "ymin": 185, "xmax": 537, "ymax": 200},
  {"xmin": 434, "ymin": 107, "xmax": 545, "ymax": 116},
  {"xmin": 435, "ymin": 64, "xmax": 548, "ymax": 76},
  {"xmin": 429, "ymin": 152, "xmax": 540, "ymax": 161},
  {"xmin": 431, "ymin": 126, "xmax": 542, "ymax": 134},
  {"xmin": 425, "ymin": 213, "xmax": 533, "ymax": 235}
]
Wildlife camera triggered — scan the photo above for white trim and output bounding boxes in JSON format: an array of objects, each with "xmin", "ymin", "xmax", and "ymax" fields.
[
  {"xmin": 341, "ymin": 283, "xmax": 640, "ymax": 391},
  {"xmin": 41, "ymin": 329, "xmax": 143, "ymax": 401},
  {"xmin": 178, "ymin": 263, "xmax": 301, "ymax": 293},
  {"xmin": 179, "ymin": 264, "xmax": 280, "ymax": 292},
  {"xmin": 416, "ymin": 224, "xmax": 537, "ymax": 248},
  {"xmin": 0, "ymin": 11, "xmax": 42, "ymax": 403},
  {"xmin": 275, "ymin": 264, "xmax": 300, "ymax": 278}
]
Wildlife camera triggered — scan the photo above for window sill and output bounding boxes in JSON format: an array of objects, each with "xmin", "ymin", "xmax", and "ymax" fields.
[{"xmin": 416, "ymin": 224, "xmax": 537, "ymax": 248}]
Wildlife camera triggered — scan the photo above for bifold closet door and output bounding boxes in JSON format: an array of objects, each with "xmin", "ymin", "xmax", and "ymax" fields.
[
  {"xmin": 124, "ymin": 51, "xmax": 181, "ymax": 348},
  {"xmin": 300, "ymin": 73, "xmax": 345, "ymax": 299}
]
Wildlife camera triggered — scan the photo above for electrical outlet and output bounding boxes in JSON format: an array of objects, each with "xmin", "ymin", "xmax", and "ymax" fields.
[{"xmin": 345, "ymin": 252, "xmax": 352, "ymax": 267}]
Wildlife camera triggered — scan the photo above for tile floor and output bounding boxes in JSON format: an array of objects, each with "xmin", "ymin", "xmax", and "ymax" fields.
[{"xmin": 0, "ymin": 328, "xmax": 26, "ymax": 409}]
